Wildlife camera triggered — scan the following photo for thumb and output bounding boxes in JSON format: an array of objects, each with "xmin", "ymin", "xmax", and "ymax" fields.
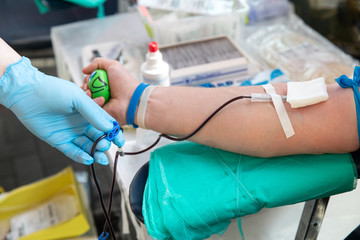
[{"xmin": 74, "ymin": 91, "xmax": 115, "ymax": 133}]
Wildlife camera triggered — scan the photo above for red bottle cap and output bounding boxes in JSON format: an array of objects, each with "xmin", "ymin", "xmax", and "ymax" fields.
[{"xmin": 148, "ymin": 41, "xmax": 158, "ymax": 53}]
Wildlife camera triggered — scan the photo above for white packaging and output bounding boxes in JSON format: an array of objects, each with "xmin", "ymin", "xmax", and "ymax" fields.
[
  {"xmin": 138, "ymin": 0, "xmax": 239, "ymax": 15},
  {"xmin": 286, "ymin": 77, "xmax": 329, "ymax": 108},
  {"xmin": 159, "ymin": 36, "xmax": 258, "ymax": 86},
  {"xmin": 137, "ymin": 1, "xmax": 249, "ymax": 45},
  {"xmin": 247, "ymin": 0, "xmax": 291, "ymax": 24}
]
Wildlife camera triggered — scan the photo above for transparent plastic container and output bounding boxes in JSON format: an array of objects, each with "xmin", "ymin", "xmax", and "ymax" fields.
[
  {"xmin": 246, "ymin": 24, "xmax": 357, "ymax": 84},
  {"xmin": 137, "ymin": 0, "xmax": 249, "ymax": 45}
]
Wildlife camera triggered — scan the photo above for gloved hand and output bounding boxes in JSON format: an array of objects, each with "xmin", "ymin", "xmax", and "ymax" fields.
[{"xmin": 0, "ymin": 57, "xmax": 125, "ymax": 165}]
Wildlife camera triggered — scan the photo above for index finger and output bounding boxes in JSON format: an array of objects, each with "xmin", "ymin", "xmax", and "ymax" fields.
[{"xmin": 82, "ymin": 58, "xmax": 116, "ymax": 74}]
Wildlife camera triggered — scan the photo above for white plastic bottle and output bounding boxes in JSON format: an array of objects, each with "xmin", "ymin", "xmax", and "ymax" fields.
[
  {"xmin": 140, "ymin": 41, "xmax": 170, "ymax": 86},
  {"xmin": 136, "ymin": 41, "xmax": 170, "ymax": 148}
]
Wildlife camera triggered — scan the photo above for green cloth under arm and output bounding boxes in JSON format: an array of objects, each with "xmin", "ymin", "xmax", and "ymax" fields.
[{"xmin": 143, "ymin": 141, "xmax": 358, "ymax": 240}]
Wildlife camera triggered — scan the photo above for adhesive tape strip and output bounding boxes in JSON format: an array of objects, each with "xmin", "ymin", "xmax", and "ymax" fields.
[
  {"xmin": 263, "ymin": 84, "xmax": 295, "ymax": 138},
  {"xmin": 137, "ymin": 85, "xmax": 156, "ymax": 129}
]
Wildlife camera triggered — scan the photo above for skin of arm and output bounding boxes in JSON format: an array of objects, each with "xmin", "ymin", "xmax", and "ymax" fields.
[
  {"xmin": 83, "ymin": 58, "xmax": 359, "ymax": 158},
  {"xmin": 0, "ymin": 38, "xmax": 21, "ymax": 77}
]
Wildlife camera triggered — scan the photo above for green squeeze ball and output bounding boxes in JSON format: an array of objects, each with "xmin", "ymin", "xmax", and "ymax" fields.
[{"xmin": 88, "ymin": 69, "xmax": 110, "ymax": 103}]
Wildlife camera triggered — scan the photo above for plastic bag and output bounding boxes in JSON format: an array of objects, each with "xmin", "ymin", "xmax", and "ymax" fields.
[{"xmin": 246, "ymin": 24, "xmax": 354, "ymax": 84}]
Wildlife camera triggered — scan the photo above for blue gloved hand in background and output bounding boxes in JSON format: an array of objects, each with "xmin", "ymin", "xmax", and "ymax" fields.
[{"xmin": 0, "ymin": 57, "xmax": 125, "ymax": 165}]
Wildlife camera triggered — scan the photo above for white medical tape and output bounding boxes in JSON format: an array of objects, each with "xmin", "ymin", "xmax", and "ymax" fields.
[
  {"xmin": 136, "ymin": 85, "xmax": 156, "ymax": 129},
  {"xmin": 262, "ymin": 84, "xmax": 295, "ymax": 138}
]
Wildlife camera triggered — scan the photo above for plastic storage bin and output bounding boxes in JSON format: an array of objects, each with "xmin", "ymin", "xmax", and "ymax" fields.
[{"xmin": 137, "ymin": 0, "xmax": 249, "ymax": 45}]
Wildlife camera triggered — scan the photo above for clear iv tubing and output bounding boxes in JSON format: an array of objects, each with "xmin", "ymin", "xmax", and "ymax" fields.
[{"xmin": 90, "ymin": 94, "xmax": 280, "ymax": 239}]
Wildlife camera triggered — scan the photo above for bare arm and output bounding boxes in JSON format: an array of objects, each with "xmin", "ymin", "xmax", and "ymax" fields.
[
  {"xmin": 145, "ymin": 84, "xmax": 358, "ymax": 157},
  {"xmin": 83, "ymin": 58, "xmax": 358, "ymax": 157},
  {"xmin": 0, "ymin": 38, "xmax": 21, "ymax": 77}
]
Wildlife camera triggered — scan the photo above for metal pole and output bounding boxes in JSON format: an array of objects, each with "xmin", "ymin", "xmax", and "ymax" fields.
[{"xmin": 295, "ymin": 197, "xmax": 330, "ymax": 240}]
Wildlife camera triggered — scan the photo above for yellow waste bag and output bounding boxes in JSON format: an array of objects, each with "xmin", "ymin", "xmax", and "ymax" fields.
[{"xmin": 0, "ymin": 167, "xmax": 90, "ymax": 240}]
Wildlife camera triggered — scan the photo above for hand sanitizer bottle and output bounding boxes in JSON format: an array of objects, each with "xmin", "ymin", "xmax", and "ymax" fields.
[{"xmin": 140, "ymin": 41, "xmax": 170, "ymax": 86}]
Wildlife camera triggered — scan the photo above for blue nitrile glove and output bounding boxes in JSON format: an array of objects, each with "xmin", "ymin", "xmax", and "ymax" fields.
[{"xmin": 0, "ymin": 57, "xmax": 125, "ymax": 165}]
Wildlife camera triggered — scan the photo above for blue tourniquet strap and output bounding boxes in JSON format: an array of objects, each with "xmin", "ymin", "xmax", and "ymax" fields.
[
  {"xmin": 335, "ymin": 66, "xmax": 360, "ymax": 143},
  {"xmin": 126, "ymin": 83, "xmax": 150, "ymax": 128}
]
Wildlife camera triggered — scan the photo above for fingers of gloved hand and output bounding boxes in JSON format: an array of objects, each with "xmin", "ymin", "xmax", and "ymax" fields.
[
  {"xmin": 73, "ymin": 136, "xmax": 96, "ymax": 154},
  {"xmin": 112, "ymin": 132, "xmax": 126, "ymax": 147},
  {"xmin": 86, "ymin": 123, "xmax": 125, "ymax": 149},
  {"xmin": 56, "ymin": 143, "xmax": 94, "ymax": 165},
  {"xmin": 93, "ymin": 151, "xmax": 109, "ymax": 165},
  {"xmin": 72, "ymin": 136, "xmax": 109, "ymax": 165},
  {"xmin": 73, "ymin": 91, "xmax": 115, "ymax": 133},
  {"xmin": 85, "ymin": 123, "xmax": 125, "ymax": 150},
  {"xmin": 85, "ymin": 126, "xmax": 111, "ymax": 151}
]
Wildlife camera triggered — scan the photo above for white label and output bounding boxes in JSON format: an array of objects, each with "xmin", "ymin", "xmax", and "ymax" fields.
[{"xmin": 6, "ymin": 202, "xmax": 59, "ymax": 240}]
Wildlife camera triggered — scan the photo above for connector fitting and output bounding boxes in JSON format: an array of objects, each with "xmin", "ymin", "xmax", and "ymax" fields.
[
  {"xmin": 105, "ymin": 121, "xmax": 121, "ymax": 141},
  {"xmin": 251, "ymin": 93, "xmax": 286, "ymax": 102}
]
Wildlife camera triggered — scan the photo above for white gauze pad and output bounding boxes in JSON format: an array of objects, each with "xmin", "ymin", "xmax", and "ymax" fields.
[{"xmin": 287, "ymin": 77, "xmax": 328, "ymax": 108}]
